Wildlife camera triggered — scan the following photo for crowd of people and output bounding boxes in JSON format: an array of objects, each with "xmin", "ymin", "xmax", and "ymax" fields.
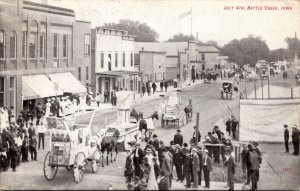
[
  {"xmin": 123, "ymin": 121, "xmax": 255, "ymax": 191},
  {"xmin": 0, "ymin": 105, "xmax": 47, "ymax": 173}
]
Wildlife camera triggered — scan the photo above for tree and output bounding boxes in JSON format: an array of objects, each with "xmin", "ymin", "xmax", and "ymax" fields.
[
  {"xmin": 221, "ymin": 35, "xmax": 270, "ymax": 67},
  {"xmin": 104, "ymin": 19, "xmax": 158, "ymax": 42},
  {"xmin": 268, "ymin": 48, "xmax": 294, "ymax": 62},
  {"xmin": 285, "ymin": 37, "xmax": 300, "ymax": 58},
  {"xmin": 166, "ymin": 33, "xmax": 195, "ymax": 42}
]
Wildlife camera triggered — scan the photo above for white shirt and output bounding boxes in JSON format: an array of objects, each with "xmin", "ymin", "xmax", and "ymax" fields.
[{"xmin": 37, "ymin": 124, "xmax": 46, "ymax": 133}]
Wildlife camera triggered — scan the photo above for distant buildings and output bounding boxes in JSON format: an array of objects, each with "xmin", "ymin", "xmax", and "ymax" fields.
[
  {"xmin": 91, "ymin": 27, "xmax": 141, "ymax": 100},
  {"xmin": 134, "ymin": 41, "xmax": 220, "ymax": 81}
]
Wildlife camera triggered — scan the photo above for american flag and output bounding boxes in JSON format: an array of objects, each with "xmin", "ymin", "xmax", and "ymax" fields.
[{"xmin": 178, "ymin": 9, "xmax": 192, "ymax": 19}]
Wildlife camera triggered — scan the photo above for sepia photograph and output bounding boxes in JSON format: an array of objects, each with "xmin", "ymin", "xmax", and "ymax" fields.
[{"xmin": 0, "ymin": 0, "xmax": 300, "ymax": 190}]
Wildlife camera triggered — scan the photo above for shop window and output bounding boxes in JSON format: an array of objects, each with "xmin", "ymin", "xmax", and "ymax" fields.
[
  {"xmin": 98, "ymin": 77, "xmax": 102, "ymax": 94},
  {"xmin": 0, "ymin": 31, "xmax": 5, "ymax": 59},
  {"xmin": 9, "ymin": 31, "xmax": 17, "ymax": 58}
]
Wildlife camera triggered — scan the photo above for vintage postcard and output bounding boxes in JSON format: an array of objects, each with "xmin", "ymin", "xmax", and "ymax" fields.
[{"xmin": 0, "ymin": 0, "xmax": 299, "ymax": 190}]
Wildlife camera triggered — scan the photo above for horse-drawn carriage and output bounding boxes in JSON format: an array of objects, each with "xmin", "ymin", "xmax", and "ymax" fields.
[
  {"xmin": 43, "ymin": 111, "xmax": 101, "ymax": 183},
  {"xmin": 220, "ymin": 81, "xmax": 233, "ymax": 100},
  {"xmin": 161, "ymin": 93, "xmax": 186, "ymax": 128}
]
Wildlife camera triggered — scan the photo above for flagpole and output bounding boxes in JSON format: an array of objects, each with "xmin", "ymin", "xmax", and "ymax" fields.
[{"xmin": 190, "ymin": 7, "xmax": 193, "ymax": 37}]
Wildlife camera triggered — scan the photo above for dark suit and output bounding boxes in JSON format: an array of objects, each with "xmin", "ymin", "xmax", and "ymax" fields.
[
  {"xmin": 224, "ymin": 155, "xmax": 236, "ymax": 191},
  {"xmin": 231, "ymin": 120, "xmax": 239, "ymax": 139},
  {"xmin": 173, "ymin": 133, "xmax": 183, "ymax": 147},
  {"xmin": 192, "ymin": 153, "xmax": 200, "ymax": 188},
  {"xmin": 284, "ymin": 128, "xmax": 289, "ymax": 152},
  {"xmin": 158, "ymin": 177, "xmax": 169, "ymax": 190},
  {"xmin": 153, "ymin": 139, "xmax": 160, "ymax": 151},
  {"xmin": 203, "ymin": 155, "xmax": 212, "ymax": 188},
  {"xmin": 292, "ymin": 129, "xmax": 300, "ymax": 155},
  {"xmin": 132, "ymin": 148, "xmax": 144, "ymax": 179},
  {"xmin": 174, "ymin": 149, "xmax": 183, "ymax": 181},
  {"xmin": 125, "ymin": 155, "xmax": 134, "ymax": 182},
  {"xmin": 197, "ymin": 151, "xmax": 203, "ymax": 185},
  {"xmin": 183, "ymin": 154, "xmax": 192, "ymax": 188}
]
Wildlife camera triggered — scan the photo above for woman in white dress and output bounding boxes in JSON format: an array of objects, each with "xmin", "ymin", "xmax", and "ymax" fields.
[
  {"xmin": 144, "ymin": 148, "xmax": 158, "ymax": 190},
  {"xmin": 44, "ymin": 99, "xmax": 51, "ymax": 117}
]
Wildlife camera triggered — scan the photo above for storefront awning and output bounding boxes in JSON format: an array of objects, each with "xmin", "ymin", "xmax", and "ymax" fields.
[
  {"xmin": 22, "ymin": 75, "xmax": 63, "ymax": 100},
  {"xmin": 49, "ymin": 72, "xmax": 87, "ymax": 94}
]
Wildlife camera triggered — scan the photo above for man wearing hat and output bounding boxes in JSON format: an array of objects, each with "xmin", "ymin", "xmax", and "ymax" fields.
[
  {"xmin": 197, "ymin": 145, "xmax": 204, "ymax": 186},
  {"xmin": 173, "ymin": 129, "xmax": 183, "ymax": 147},
  {"xmin": 132, "ymin": 143, "xmax": 144, "ymax": 179},
  {"xmin": 284, "ymin": 125, "xmax": 289, "ymax": 153},
  {"xmin": 223, "ymin": 147, "xmax": 236, "ymax": 191},
  {"xmin": 173, "ymin": 144, "xmax": 183, "ymax": 182},
  {"xmin": 152, "ymin": 134, "xmax": 159, "ymax": 151},
  {"xmin": 191, "ymin": 148, "xmax": 200, "ymax": 188},
  {"xmin": 203, "ymin": 149, "xmax": 212, "ymax": 188},
  {"xmin": 292, "ymin": 125, "xmax": 299, "ymax": 155}
]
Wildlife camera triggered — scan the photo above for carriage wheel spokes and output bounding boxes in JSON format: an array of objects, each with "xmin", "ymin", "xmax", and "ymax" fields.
[
  {"xmin": 43, "ymin": 151, "xmax": 58, "ymax": 181},
  {"xmin": 73, "ymin": 152, "xmax": 86, "ymax": 183}
]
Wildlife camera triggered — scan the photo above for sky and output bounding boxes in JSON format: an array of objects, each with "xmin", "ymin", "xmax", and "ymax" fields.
[{"xmin": 33, "ymin": 0, "xmax": 300, "ymax": 50}]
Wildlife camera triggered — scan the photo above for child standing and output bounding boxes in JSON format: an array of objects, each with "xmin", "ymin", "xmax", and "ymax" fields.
[{"xmin": 29, "ymin": 135, "xmax": 37, "ymax": 161}]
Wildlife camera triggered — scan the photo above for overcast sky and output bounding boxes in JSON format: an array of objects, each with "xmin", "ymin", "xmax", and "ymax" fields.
[{"xmin": 34, "ymin": 0, "xmax": 300, "ymax": 49}]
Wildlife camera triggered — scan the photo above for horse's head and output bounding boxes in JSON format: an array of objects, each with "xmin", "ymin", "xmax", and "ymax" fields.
[{"xmin": 151, "ymin": 111, "xmax": 159, "ymax": 120}]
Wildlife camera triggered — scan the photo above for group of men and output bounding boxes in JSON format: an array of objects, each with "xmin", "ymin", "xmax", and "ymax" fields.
[
  {"xmin": 141, "ymin": 80, "xmax": 169, "ymax": 97},
  {"xmin": 225, "ymin": 116, "xmax": 239, "ymax": 139},
  {"xmin": 284, "ymin": 124, "xmax": 300, "ymax": 155},
  {"xmin": 0, "ymin": 106, "xmax": 47, "ymax": 173},
  {"xmin": 124, "ymin": 127, "xmax": 240, "ymax": 191},
  {"xmin": 103, "ymin": 89, "xmax": 118, "ymax": 106}
]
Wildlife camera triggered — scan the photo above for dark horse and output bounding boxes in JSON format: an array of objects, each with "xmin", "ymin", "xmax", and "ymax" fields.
[
  {"xmin": 130, "ymin": 110, "xmax": 159, "ymax": 139},
  {"xmin": 100, "ymin": 128, "xmax": 120, "ymax": 167},
  {"xmin": 184, "ymin": 99, "xmax": 193, "ymax": 124}
]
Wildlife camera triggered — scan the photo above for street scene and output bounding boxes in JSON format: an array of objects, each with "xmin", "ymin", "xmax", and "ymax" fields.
[{"xmin": 1, "ymin": 0, "xmax": 300, "ymax": 190}]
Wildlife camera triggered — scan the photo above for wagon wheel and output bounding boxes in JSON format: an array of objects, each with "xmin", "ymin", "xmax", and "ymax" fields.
[
  {"xmin": 92, "ymin": 150, "xmax": 101, "ymax": 173},
  {"xmin": 73, "ymin": 152, "xmax": 86, "ymax": 183},
  {"xmin": 43, "ymin": 151, "xmax": 58, "ymax": 181}
]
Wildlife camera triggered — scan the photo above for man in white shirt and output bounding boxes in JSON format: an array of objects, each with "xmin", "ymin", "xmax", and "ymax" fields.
[{"xmin": 37, "ymin": 120, "xmax": 46, "ymax": 150}]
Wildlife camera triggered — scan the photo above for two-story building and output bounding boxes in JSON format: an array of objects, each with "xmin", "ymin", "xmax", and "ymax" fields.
[
  {"xmin": 135, "ymin": 51, "xmax": 166, "ymax": 83},
  {"xmin": 91, "ymin": 27, "xmax": 141, "ymax": 100},
  {"xmin": 0, "ymin": 0, "xmax": 87, "ymax": 114},
  {"xmin": 196, "ymin": 45, "xmax": 221, "ymax": 71}
]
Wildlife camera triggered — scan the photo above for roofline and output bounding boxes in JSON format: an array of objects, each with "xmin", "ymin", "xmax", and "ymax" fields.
[
  {"xmin": 96, "ymin": 26, "xmax": 128, "ymax": 33},
  {"xmin": 139, "ymin": 51, "xmax": 166, "ymax": 54},
  {"xmin": 76, "ymin": 20, "xmax": 91, "ymax": 23},
  {"xmin": 23, "ymin": 1, "xmax": 74, "ymax": 13}
]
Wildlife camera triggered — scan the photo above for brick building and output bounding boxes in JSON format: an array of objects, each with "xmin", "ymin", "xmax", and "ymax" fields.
[{"xmin": 0, "ymin": 0, "xmax": 87, "ymax": 114}]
